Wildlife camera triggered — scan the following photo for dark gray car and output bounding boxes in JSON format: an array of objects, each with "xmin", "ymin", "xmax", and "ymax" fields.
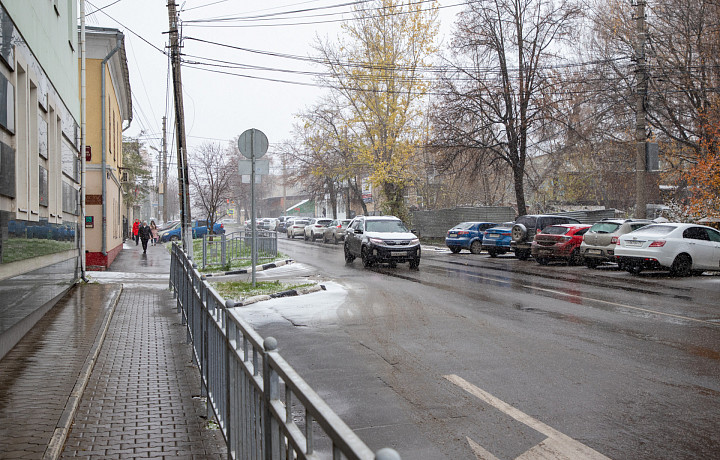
[{"xmin": 344, "ymin": 216, "xmax": 420, "ymax": 269}]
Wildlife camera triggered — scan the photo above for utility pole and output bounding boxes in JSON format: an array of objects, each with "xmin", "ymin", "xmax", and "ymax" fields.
[
  {"xmin": 162, "ymin": 116, "xmax": 168, "ymax": 222},
  {"xmin": 634, "ymin": 0, "xmax": 648, "ymax": 218},
  {"xmin": 167, "ymin": 1, "xmax": 193, "ymax": 257}
]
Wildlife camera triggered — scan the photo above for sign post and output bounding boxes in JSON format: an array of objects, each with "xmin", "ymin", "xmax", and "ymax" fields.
[{"xmin": 238, "ymin": 128, "xmax": 269, "ymax": 287}]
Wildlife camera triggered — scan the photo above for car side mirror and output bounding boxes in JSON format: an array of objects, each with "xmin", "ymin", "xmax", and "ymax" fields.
[{"xmin": 355, "ymin": 229, "xmax": 363, "ymax": 234}]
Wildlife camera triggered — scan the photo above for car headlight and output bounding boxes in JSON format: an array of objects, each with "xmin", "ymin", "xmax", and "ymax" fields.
[
  {"xmin": 369, "ymin": 237, "xmax": 385, "ymax": 245},
  {"xmin": 410, "ymin": 238, "xmax": 420, "ymax": 245}
]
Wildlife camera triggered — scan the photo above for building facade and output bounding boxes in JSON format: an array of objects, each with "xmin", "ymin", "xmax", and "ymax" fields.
[
  {"xmin": 83, "ymin": 27, "xmax": 131, "ymax": 270},
  {"xmin": 0, "ymin": 0, "xmax": 81, "ymax": 358}
]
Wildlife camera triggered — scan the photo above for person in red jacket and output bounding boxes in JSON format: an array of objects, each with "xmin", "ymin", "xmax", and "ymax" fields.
[{"xmin": 132, "ymin": 219, "xmax": 140, "ymax": 245}]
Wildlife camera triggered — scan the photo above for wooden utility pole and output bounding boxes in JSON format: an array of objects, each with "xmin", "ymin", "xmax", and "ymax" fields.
[
  {"xmin": 167, "ymin": 1, "xmax": 193, "ymax": 256},
  {"xmin": 162, "ymin": 116, "xmax": 168, "ymax": 222},
  {"xmin": 634, "ymin": 0, "xmax": 648, "ymax": 218}
]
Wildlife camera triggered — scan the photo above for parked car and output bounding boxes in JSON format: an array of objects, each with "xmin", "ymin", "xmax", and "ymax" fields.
[
  {"xmin": 322, "ymin": 219, "xmax": 352, "ymax": 244},
  {"xmin": 159, "ymin": 220, "xmax": 225, "ymax": 243},
  {"xmin": 531, "ymin": 224, "xmax": 591, "ymax": 265},
  {"xmin": 286, "ymin": 218, "xmax": 310, "ymax": 239},
  {"xmin": 304, "ymin": 218, "xmax": 333, "ymax": 241},
  {"xmin": 344, "ymin": 216, "xmax": 420, "ymax": 269},
  {"xmin": 276, "ymin": 215, "xmax": 293, "ymax": 232},
  {"xmin": 615, "ymin": 223, "xmax": 720, "ymax": 276},
  {"xmin": 481, "ymin": 222, "xmax": 514, "ymax": 257},
  {"xmin": 445, "ymin": 222, "xmax": 497, "ymax": 254},
  {"xmin": 580, "ymin": 219, "xmax": 652, "ymax": 268},
  {"xmin": 511, "ymin": 215, "xmax": 582, "ymax": 260}
]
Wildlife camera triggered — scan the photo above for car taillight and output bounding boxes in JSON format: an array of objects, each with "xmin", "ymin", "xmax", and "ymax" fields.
[
  {"xmin": 501, "ymin": 232, "xmax": 511, "ymax": 236},
  {"xmin": 611, "ymin": 236, "xmax": 618, "ymax": 244},
  {"xmin": 458, "ymin": 231, "xmax": 469, "ymax": 235},
  {"xmin": 649, "ymin": 240, "xmax": 666, "ymax": 247}
]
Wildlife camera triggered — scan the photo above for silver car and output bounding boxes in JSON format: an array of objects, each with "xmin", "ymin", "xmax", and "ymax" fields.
[
  {"xmin": 580, "ymin": 219, "xmax": 652, "ymax": 268},
  {"xmin": 322, "ymin": 219, "xmax": 352, "ymax": 244},
  {"xmin": 286, "ymin": 218, "xmax": 310, "ymax": 239}
]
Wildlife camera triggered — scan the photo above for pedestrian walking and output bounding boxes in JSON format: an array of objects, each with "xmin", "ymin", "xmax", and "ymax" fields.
[
  {"xmin": 150, "ymin": 220, "xmax": 159, "ymax": 246},
  {"xmin": 138, "ymin": 220, "xmax": 152, "ymax": 253},
  {"xmin": 132, "ymin": 219, "xmax": 140, "ymax": 245}
]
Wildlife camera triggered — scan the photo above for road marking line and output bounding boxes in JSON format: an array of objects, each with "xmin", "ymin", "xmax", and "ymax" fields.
[
  {"xmin": 460, "ymin": 271, "xmax": 716, "ymax": 327},
  {"xmin": 446, "ymin": 375, "xmax": 611, "ymax": 460},
  {"xmin": 467, "ymin": 436, "xmax": 501, "ymax": 460}
]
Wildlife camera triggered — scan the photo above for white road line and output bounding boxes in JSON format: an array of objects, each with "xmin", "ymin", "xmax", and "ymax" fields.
[
  {"xmin": 446, "ymin": 375, "xmax": 611, "ymax": 460},
  {"xmin": 466, "ymin": 436, "xmax": 501, "ymax": 460},
  {"xmin": 462, "ymin": 271, "xmax": 716, "ymax": 327}
]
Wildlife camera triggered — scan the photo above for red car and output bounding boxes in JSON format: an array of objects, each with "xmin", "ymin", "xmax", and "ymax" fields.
[{"xmin": 531, "ymin": 224, "xmax": 591, "ymax": 265}]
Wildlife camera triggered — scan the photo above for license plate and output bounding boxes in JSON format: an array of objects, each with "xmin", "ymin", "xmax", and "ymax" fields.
[
  {"xmin": 625, "ymin": 240, "xmax": 643, "ymax": 247},
  {"xmin": 588, "ymin": 249, "xmax": 602, "ymax": 255},
  {"xmin": 449, "ymin": 233, "xmax": 457, "ymax": 237},
  {"xmin": 391, "ymin": 251, "xmax": 406, "ymax": 257}
]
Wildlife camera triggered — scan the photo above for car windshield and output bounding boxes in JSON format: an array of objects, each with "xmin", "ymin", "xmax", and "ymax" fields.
[
  {"xmin": 452, "ymin": 222, "xmax": 475, "ymax": 230},
  {"xmin": 295, "ymin": 220, "xmax": 309, "ymax": 225},
  {"xmin": 541, "ymin": 226, "xmax": 570, "ymax": 235},
  {"xmin": 629, "ymin": 225, "xmax": 675, "ymax": 236},
  {"xmin": 366, "ymin": 220, "xmax": 409, "ymax": 233},
  {"xmin": 590, "ymin": 222, "xmax": 620, "ymax": 233}
]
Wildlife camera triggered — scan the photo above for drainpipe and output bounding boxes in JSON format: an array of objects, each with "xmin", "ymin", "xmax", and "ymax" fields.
[
  {"xmin": 80, "ymin": 0, "xmax": 88, "ymax": 281},
  {"xmin": 101, "ymin": 35, "xmax": 122, "ymax": 256}
]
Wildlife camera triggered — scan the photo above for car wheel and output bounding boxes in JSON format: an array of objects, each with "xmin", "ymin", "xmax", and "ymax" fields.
[
  {"xmin": 361, "ymin": 247, "xmax": 374, "ymax": 268},
  {"xmin": 670, "ymin": 253, "xmax": 692, "ymax": 277},
  {"xmin": 409, "ymin": 258, "xmax": 420, "ymax": 270},
  {"xmin": 470, "ymin": 241, "xmax": 482, "ymax": 254},
  {"xmin": 333, "ymin": 234, "xmax": 338, "ymax": 245},
  {"xmin": 287, "ymin": 231, "xmax": 291, "ymax": 238},
  {"xmin": 515, "ymin": 249, "xmax": 530, "ymax": 260},
  {"xmin": 536, "ymin": 257, "xmax": 549, "ymax": 265},
  {"xmin": 488, "ymin": 249, "xmax": 498, "ymax": 258},
  {"xmin": 344, "ymin": 244, "xmax": 355, "ymax": 263},
  {"xmin": 568, "ymin": 249, "xmax": 582, "ymax": 266},
  {"xmin": 449, "ymin": 246, "xmax": 461, "ymax": 254},
  {"xmin": 585, "ymin": 258, "xmax": 600, "ymax": 269},
  {"xmin": 322, "ymin": 234, "xmax": 327, "ymax": 243}
]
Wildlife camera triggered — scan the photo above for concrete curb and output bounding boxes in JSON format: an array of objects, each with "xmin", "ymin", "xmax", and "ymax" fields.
[
  {"xmin": 204, "ymin": 259, "xmax": 294, "ymax": 277},
  {"xmin": 42, "ymin": 284, "xmax": 124, "ymax": 460},
  {"xmin": 231, "ymin": 283, "xmax": 326, "ymax": 307}
]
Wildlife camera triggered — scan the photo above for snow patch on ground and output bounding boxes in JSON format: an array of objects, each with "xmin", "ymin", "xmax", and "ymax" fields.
[{"xmin": 230, "ymin": 281, "xmax": 347, "ymax": 327}]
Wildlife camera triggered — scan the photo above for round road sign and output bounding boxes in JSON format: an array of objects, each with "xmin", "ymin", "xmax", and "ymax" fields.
[{"xmin": 238, "ymin": 128, "xmax": 269, "ymax": 159}]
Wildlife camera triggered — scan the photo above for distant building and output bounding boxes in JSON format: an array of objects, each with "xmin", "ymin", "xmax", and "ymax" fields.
[
  {"xmin": 0, "ymin": 1, "xmax": 81, "ymax": 358},
  {"xmin": 83, "ymin": 27, "xmax": 131, "ymax": 270}
]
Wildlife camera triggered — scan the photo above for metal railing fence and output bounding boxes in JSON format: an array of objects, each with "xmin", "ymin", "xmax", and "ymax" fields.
[
  {"xmin": 201, "ymin": 230, "xmax": 278, "ymax": 270},
  {"xmin": 170, "ymin": 243, "xmax": 400, "ymax": 460}
]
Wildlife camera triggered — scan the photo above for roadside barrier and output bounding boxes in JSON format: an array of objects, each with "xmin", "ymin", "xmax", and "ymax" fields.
[
  {"xmin": 170, "ymin": 243, "xmax": 400, "ymax": 460},
  {"xmin": 201, "ymin": 230, "xmax": 278, "ymax": 270}
]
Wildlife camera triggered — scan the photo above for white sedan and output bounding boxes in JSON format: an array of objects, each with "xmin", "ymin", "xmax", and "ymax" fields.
[{"xmin": 615, "ymin": 223, "xmax": 720, "ymax": 276}]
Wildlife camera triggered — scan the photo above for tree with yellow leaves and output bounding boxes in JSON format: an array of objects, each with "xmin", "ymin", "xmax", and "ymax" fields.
[{"xmin": 314, "ymin": 0, "xmax": 438, "ymax": 221}]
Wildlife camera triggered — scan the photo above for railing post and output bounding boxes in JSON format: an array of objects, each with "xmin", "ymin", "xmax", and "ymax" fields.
[
  {"xmin": 202, "ymin": 234, "xmax": 207, "ymax": 269},
  {"xmin": 375, "ymin": 448, "xmax": 402, "ymax": 460},
  {"xmin": 221, "ymin": 233, "xmax": 226, "ymax": 267},
  {"xmin": 263, "ymin": 337, "xmax": 279, "ymax": 460}
]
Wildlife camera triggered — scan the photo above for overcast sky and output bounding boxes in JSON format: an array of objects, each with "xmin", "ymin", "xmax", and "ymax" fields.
[{"xmin": 86, "ymin": 0, "xmax": 462, "ymax": 172}]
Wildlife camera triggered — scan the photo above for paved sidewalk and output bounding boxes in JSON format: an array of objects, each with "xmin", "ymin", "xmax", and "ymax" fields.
[{"xmin": 0, "ymin": 240, "xmax": 226, "ymax": 459}]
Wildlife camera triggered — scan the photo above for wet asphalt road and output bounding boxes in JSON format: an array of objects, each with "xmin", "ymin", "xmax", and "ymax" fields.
[{"xmin": 239, "ymin": 236, "xmax": 720, "ymax": 460}]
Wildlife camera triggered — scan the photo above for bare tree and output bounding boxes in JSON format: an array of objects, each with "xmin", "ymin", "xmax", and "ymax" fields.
[
  {"xmin": 432, "ymin": 0, "xmax": 582, "ymax": 216},
  {"xmin": 189, "ymin": 142, "xmax": 236, "ymax": 234}
]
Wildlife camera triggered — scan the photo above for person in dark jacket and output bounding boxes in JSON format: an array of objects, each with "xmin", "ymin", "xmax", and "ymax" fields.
[{"xmin": 138, "ymin": 220, "xmax": 152, "ymax": 253}]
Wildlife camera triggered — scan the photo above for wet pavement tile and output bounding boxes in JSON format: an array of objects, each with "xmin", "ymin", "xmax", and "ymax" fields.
[{"xmin": 0, "ymin": 283, "xmax": 121, "ymax": 458}]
